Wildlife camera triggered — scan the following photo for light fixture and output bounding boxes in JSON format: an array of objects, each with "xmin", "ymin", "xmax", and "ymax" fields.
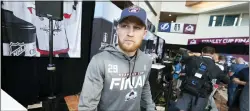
[
  {"xmin": 171, "ymin": 21, "xmax": 173, "ymax": 22},
  {"xmin": 169, "ymin": 14, "xmax": 171, "ymax": 16}
]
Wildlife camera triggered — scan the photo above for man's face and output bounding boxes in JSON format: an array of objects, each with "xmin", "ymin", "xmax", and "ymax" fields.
[
  {"xmin": 213, "ymin": 54, "xmax": 219, "ymax": 62},
  {"xmin": 117, "ymin": 16, "xmax": 147, "ymax": 52}
]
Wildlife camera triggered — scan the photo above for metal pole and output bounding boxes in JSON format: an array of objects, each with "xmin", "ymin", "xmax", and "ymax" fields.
[{"xmin": 49, "ymin": 18, "xmax": 53, "ymax": 65}]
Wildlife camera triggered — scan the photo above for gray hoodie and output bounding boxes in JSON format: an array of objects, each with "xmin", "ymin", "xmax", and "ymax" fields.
[{"xmin": 78, "ymin": 44, "xmax": 155, "ymax": 111}]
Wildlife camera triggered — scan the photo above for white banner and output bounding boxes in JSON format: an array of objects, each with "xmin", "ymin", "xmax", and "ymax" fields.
[
  {"xmin": 170, "ymin": 23, "xmax": 184, "ymax": 33},
  {"xmin": 2, "ymin": 2, "xmax": 82, "ymax": 58}
]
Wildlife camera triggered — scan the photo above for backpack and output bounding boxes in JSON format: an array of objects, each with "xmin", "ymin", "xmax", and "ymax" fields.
[{"xmin": 181, "ymin": 57, "xmax": 213, "ymax": 98}]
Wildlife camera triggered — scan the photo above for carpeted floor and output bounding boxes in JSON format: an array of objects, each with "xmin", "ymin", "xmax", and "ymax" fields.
[
  {"xmin": 64, "ymin": 95, "xmax": 79, "ymax": 111},
  {"xmin": 28, "ymin": 89, "xmax": 230, "ymax": 111}
]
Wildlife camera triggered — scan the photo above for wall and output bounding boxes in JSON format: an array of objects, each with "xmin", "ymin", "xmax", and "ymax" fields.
[
  {"xmin": 94, "ymin": 2, "xmax": 122, "ymax": 22},
  {"xmin": 195, "ymin": 10, "xmax": 249, "ymax": 37},
  {"xmin": 157, "ymin": 32, "xmax": 195, "ymax": 45},
  {"xmin": 161, "ymin": 2, "xmax": 195, "ymax": 13},
  {"xmin": 161, "ymin": 1, "xmax": 248, "ymax": 14},
  {"xmin": 157, "ymin": 9, "xmax": 249, "ymax": 45},
  {"xmin": 176, "ymin": 15, "xmax": 199, "ymax": 24},
  {"xmin": 131, "ymin": 1, "xmax": 161, "ymax": 28},
  {"xmin": 148, "ymin": 2, "xmax": 162, "ymax": 32}
]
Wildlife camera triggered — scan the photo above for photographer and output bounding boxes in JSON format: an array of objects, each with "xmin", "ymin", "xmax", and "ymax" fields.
[{"xmin": 175, "ymin": 46, "xmax": 229, "ymax": 111}]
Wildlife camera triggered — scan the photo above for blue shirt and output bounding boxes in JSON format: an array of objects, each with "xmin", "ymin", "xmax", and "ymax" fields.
[
  {"xmin": 233, "ymin": 67, "xmax": 249, "ymax": 83},
  {"xmin": 173, "ymin": 63, "xmax": 182, "ymax": 79},
  {"xmin": 230, "ymin": 64, "xmax": 248, "ymax": 76},
  {"xmin": 229, "ymin": 64, "xmax": 247, "ymax": 88},
  {"xmin": 174, "ymin": 63, "xmax": 182, "ymax": 73}
]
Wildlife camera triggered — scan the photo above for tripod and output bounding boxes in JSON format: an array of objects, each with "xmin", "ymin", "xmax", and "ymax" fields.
[
  {"xmin": 153, "ymin": 76, "xmax": 174, "ymax": 111},
  {"xmin": 34, "ymin": 2, "xmax": 64, "ymax": 111},
  {"xmin": 43, "ymin": 16, "xmax": 57, "ymax": 111}
]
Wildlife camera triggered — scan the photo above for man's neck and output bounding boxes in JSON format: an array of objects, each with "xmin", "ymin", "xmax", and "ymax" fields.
[
  {"xmin": 117, "ymin": 45, "xmax": 137, "ymax": 57},
  {"xmin": 202, "ymin": 54, "xmax": 212, "ymax": 59}
]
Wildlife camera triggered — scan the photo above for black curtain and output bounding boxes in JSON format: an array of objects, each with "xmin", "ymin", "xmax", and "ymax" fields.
[{"xmin": 1, "ymin": 1, "xmax": 95, "ymax": 107}]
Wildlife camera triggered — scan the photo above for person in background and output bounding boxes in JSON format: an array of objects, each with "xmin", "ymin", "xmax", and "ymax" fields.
[
  {"xmin": 205, "ymin": 53, "xmax": 222, "ymax": 111},
  {"xmin": 218, "ymin": 55, "xmax": 229, "ymax": 75},
  {"xmin": 176, "ymin": 46, "xmax": 229, "ymax": 111},
  {"xmin": 213, "ymin": 53, "xmax": 219, "ymax": 62},
  {"xmin": 78, "ymin": 5, "xmax": 155, "ymax": 111},
  {"xmin": 228, "ymin": 57, "xmax": 247, "ymax": 107},
  {"xmin": 172, "ymin": 54, "xmax": 183, "ymax": 98},
  {"xmin": 217, "ymin": 55, "xmax": 228, "ymax": 91},
  {"xmin": 232, "ymin": 65, "xmax": 249, "ymax": 111},
  {"xmin": 213, "ymin": 54, "xmax": 224, "ymax": 70}
]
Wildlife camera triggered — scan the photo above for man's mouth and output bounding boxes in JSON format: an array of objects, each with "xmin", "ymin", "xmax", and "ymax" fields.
[{"xmin": 125, "ymin": 40, "xmax": 134, "ymax": 42}]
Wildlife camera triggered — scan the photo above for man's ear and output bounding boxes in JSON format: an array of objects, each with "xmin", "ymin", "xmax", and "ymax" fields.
[
  {"xmin": 143, "ymin": 29, "xmax": 147, "ymax": 39},
  {"xmin": 116, "ymin": 25, "xmax": 119, "ymax": 33}
]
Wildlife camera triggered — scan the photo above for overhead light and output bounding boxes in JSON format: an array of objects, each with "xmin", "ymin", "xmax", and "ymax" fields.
[{"xmin": 169, "ymin": 14, "xmax": 171, "ymax": 16}]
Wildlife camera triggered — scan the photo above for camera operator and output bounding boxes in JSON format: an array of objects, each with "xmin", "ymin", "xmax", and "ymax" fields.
[{"xmin": 175, "ymin": 46, "xmax": 230, "ymax": 111}]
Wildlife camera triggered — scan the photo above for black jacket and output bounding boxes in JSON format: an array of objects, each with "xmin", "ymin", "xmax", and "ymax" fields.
[{"xmin": 180, "ymin": 51, "xmax": 229, "ymax": 84}]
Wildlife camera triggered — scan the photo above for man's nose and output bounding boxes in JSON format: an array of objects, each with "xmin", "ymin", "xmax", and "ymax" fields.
[{"xmin": 127, "ymin": 28, "xmax": 134, "ymax": 37}]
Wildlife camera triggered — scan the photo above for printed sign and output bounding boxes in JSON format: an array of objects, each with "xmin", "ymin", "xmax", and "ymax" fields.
[
  {"xmin": 170, "ymin": 23, "xmax": 184, "ymax": 33},
  {"xmin": 188, "ymin": 37, "xmax": 249, "ymax": 45},
  {"xmin": 158, "ymin": 22, "xmax": 171, "ymax": 32},
  {"xmin": 183, "ymin": 24, "xmax": 196, "ymax": 34}
]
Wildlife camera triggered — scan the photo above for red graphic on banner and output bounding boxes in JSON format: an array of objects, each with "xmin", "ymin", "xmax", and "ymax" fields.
[
  {"xmin": 63, "ymin": 13, "xmax": 72, "ymax": 19},
  {"xmin": 188, "ymin": 37, "xmax": 249, "ymax": 45},
  {"xmin": 183, "ymin": 24, "xmax": 196, "ymax": 34},
  {"xmin": 27, "ymin": 7, "xmax": 33, "ymax": 14}
]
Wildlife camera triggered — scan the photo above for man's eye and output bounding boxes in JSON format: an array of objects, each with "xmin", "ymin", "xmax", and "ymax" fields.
[
  {"xmin": 121, "ymin": 25, "xmax": 128, "ymax": 28},
  {"xmin": 134, "ymin": 27, "xmax": 141, "ymax": 30}
]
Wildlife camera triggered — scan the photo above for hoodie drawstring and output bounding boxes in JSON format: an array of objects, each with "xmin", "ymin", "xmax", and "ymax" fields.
[{"xmin": 126, "ymin": 52, "xmax": 137, "ymax": 88}]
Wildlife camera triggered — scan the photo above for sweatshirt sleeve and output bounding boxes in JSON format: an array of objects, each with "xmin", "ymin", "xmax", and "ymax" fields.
[
  {"xmin": 141, "ymin": 66, "xmax": 156, "ymax": 111},
  {"xmin": 215, "ymin": 65, "xmax": 230, "ymax": 84},
  {"xmin": 78, "ymin": 56, "xmax": 104, "ymax": 111}
]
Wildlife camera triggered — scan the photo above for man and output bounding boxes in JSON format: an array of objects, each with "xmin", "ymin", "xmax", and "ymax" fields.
[
  {"xmin": 175, "ymin": 46, "xmax": 229, "ymax": 111},
  {"xmin": 204, "ymin": 53, "xmax": 221, "ymax": 111},
  {"xmin": 213, "ymin": 54, "xmax": 224, "ymax": 71},
  {"xmin": 232, "ymin": 66, "xmax": 249, "ymax": 111},
  {"xmin": 172, "ymin": 56, "xmax": 183, "ymax": 99},
  {"xmin": 228, "ymin": 57, "xmax": 247, "ymax": 107},
  {"xmin": 78, "ymin": 5, "xmax": 155, "ymax": 111},
  {"xmin": 218, "ymin": 55, "xmax": 229, "ymax": 74}
]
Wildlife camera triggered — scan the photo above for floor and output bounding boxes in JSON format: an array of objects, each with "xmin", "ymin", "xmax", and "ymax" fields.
[{"xmin": 27, "ymin": 89, "xmax": 229, "ymax": 111}]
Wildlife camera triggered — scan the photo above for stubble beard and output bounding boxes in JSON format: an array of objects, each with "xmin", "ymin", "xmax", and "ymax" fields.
[{"xmin": 118, "ymin": 39, "xmax": 142, "ymax": 52}]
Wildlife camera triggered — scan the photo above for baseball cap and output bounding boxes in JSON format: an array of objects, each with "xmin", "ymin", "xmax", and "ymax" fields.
[{"xmin": 118, "ymin": 5, "xmax": 147, "ymax": 27}]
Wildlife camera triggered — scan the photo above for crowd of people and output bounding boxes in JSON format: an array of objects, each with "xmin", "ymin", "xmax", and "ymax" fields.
[{"xmin": 170, "ymin": 47, "xmax": 249, "ymax": 111}]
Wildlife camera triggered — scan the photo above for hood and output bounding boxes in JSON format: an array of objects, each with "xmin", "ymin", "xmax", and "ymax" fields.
[
  {"xmin": 99, "ymin": 44, "xmax": 143, "ymax": 61},
  {"xmin": 99, "ymin": 44, "xmax": 144, "ymax": 82}
]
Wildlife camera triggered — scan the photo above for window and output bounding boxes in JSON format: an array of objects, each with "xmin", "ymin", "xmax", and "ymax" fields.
[
  {"xmin": 208, "ymin": 13, "xmax": 248, "ymax": 27},
  {"xmin": 223, "ymin": 14, "xmax": 240, "ymax": 26},
  {"xmin": 208, "ymin": 15, "xmax": 224, "ymax": 27},
  {"xmin": 240, "ymin": 13, "xmax": 249, "ymax": 26}
]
